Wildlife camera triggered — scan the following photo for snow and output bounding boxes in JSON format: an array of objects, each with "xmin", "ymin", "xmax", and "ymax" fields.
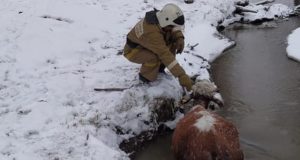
[
  {"xmin": 242, "ymin": 3, "xmax": 292, "ymax": 21},
  {"xmin": 222, "ymin": 2, "xmax": 293, "ymax": 26},
  {"xmin": 287, "ymin": 28, "xmax": 300, "ymax": 62},
  {"xmin": 0, "ymin": 0, "xmax": 293, "ymax": 159}
]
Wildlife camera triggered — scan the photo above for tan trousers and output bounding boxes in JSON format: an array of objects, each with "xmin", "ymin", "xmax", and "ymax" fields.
[{"xmin": 124, "ymin": 45, "xmax": 162, "ymax": 81}]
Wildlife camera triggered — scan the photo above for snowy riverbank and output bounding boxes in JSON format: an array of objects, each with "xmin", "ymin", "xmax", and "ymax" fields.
[
  {"xmin": 0, "ymin": 0, "xmax": 294, "ymax": 159},
  {"xmin": 287, "ymin": 27, "xmax": 300, "ymax": 62}
]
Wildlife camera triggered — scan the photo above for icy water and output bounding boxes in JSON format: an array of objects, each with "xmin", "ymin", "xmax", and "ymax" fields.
[
  {"xmin": 211, "ymin": 18, "xmax": 300, "ymax": 160},
  {"xmin": 134, "ymin": 1, "xmax": 300, "ymax": 160}
]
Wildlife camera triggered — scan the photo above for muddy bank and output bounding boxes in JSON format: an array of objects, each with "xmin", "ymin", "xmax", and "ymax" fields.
[{"xmin": 119, "ymin": 98, "xmax": 176, "ymax": 159}]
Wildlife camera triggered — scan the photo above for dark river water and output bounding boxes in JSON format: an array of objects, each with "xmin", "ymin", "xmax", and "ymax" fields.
[
  {"xmin": 212, "ymin": 19, "xmax": 300, "ymax": 160},
  {"xmin": 135, "ymin": 1, "xmax": 300, "ymax": 160}
]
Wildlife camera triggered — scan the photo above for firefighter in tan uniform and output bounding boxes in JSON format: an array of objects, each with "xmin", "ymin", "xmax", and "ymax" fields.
[{"xmin": 123, "ymin": 3, "xmax": 193, "ymax": 91}]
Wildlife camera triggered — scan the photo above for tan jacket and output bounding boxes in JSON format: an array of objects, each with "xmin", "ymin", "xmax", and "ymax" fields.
[{"xmin": 126, "ymin": 12, "xmax": 186, "ymax": 78}]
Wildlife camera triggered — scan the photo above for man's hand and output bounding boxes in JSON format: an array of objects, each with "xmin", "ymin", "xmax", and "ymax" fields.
[
  {"xmin": 175, "ymin": 37, "xmax": 184, "ymax": 54},
  {"xmin": 178, "ymin": 74, "xmax": 193, "ymax": 91},
  {"xmin": 171, "ymin": 30, "xmax": 185, "ymax": 54}
]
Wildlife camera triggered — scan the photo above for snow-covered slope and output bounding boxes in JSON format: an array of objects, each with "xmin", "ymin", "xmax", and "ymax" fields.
[{"xmin": 0, "ymin": 0, "xmax": 293, "ymax": 159}]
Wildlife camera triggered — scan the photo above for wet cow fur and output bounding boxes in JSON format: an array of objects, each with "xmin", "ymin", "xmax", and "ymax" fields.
[{"xmin": 172, "ymin": 80, "xmax": 244, "ymax": 160}]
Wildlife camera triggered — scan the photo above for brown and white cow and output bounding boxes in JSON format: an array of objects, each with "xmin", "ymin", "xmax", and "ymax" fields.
[{"xmin": 172, "ymin": 80, "xmax": 244, "ymax": 160}]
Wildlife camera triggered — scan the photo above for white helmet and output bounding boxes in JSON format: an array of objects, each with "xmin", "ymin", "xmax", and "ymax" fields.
[{"xmin": 156, "ymin": 3, "xmax": 185, "ymax": 28}]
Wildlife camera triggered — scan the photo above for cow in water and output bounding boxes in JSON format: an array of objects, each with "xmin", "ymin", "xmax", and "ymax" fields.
[{"xmin": 172, "ymin": 80, "xmax": 244, "ymax": 160}]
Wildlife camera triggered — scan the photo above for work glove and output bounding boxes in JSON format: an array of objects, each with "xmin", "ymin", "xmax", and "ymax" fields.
[
  {"xmin": 178, "ymin": 74, "xmax": 193, "ymax": 92},
  {"xmin": 171, "ymin": 31, "xmax": 185, "ymax": 54},
  {"xmin": 175, "ymin": 37, "xmax": 184, "ymax": 54}
]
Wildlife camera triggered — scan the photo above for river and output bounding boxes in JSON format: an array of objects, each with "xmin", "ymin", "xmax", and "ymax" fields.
[{"xmin": 212, "ymin": 14, "xmax": 300, "ymax": 160}]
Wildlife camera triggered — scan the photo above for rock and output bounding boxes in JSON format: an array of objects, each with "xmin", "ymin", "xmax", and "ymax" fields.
[{"xmin": 184, "ymin": 0, "xmax": 194, "ymax": 4}]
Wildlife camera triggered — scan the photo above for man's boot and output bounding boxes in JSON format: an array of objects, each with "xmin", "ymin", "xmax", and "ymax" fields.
[
  {"xmin": 139, "ymin": 73, "xmax": 151, "ymax": 83},
  {"xmin": 159, "ymin": 64, "xmax": 166, "ymax": 74}
]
